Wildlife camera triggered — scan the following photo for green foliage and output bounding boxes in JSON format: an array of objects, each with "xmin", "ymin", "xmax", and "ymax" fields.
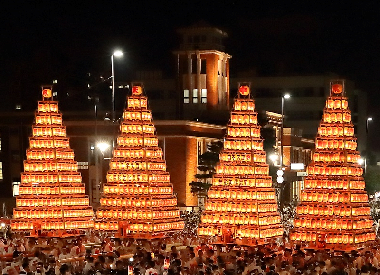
[
  {"xmin": 364, "ymin": 165, "xmax": 380, "ymax": 194},
  {"xmin": 369, "ymin": 196, "xmax": 380, "ymax": 222},
  {"xmin": 189, "ymin": 140, "xmax": 223, "ymax": 198},
  {"xmin": 189, "ymin": 181, "xmax": 212, "ymax": 198}
]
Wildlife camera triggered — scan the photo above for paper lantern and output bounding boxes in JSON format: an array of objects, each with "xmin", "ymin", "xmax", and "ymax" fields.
[{"xmin": 331, "ymin": 84, "xmax": 343, "ymax": 95}]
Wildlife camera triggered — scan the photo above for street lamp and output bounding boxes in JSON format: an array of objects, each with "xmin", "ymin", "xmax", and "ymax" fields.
[
  {"xmin": 93, "ymin": 141, "xmax": 111, "ymax": 205},
  {"xmin": 358, "ymin": 158, "xmax": 367, "ymax": 174},
  {"xmin": 280, "ymin": 93, "xmax": 291, "ymax": 169},
  {"xmin": 366, "ymin": 117, "xmax": 373, "ymax": 133},
  {"xmin": 111, "ymin": 50, "xmax": 124, "ymax": 122},
  {"xmin": 269, "ymin": 154, "xmax": 279, "ymax": 165},
  {"xmin": 96, "ymin": 141, "xmax": 111, "ymax": 155}
]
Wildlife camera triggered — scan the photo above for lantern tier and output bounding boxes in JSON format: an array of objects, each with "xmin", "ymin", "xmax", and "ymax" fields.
[
  {"xmin": 12, "ymin": 90, "xmax": 94, "ymax": 237},
  {"xmin": 96, "ymin": 87, "xmax": 183, "ymax": 238},
  {"xmin": 290, "ymin": 81, "xmax": 375, "ymax": 250},
  {"xmin": 199, "ymin": 92, "xmax": 283, "ymax": 245}
]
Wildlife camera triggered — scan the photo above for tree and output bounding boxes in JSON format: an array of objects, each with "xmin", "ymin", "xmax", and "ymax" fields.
[
  {"xmin": 189, "ymin": 140, "xmax": 223, "ymax": 208},
  {"xmin": 364, "ymin": 165, "xmax": 380, "ymax": 194}
]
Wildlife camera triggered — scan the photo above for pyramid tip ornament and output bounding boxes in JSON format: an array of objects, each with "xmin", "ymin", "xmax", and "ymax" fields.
[
  {"xmin": 238, "ymin": 83, "xmax": 251, "ymax": 99},
  {"xmin": 330, "ymin": 79, "xmax": 345, "ymax": 97},
  {"xmin": 41, "ymin": 85, "xmax": 53, "ymax": 101}
]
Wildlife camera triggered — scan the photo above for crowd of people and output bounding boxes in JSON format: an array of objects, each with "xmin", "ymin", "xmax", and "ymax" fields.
[{"xmin": 0, "ymin": 232, "xmax": 380, "ymax": 275}]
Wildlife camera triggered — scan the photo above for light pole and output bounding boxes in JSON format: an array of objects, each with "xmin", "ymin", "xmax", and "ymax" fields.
[
  {"xmin": 269, "ymin": 154, "xmax": 279, "ymax": 166},
  {"xmin": 358, "ymin": 158, "xmax": 367, "ymax": 175},
  {"xmin": 366, "ymin": 117, "xmax": 373, "ymax": 133},
  {"xmin": 111, "ymin": 50, "xmax": 123, "ymax": 122},
  {"xmin": 280, "ymin": 93, "xmax": 291, "ymax": 169},
  {"xmin": 276, "ymin": 93, "xmax": 290, "ymax": 212},
  {"xmin": 94, "ymin": 141, "xmax": 111, "ymax": 205}
]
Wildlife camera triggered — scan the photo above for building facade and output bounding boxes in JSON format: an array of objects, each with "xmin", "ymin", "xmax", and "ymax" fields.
[{"xmin": 0, "ymin": 22, "xmax": 370, "ymax": 212}]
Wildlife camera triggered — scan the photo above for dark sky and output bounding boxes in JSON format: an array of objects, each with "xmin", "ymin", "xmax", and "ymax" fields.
[
  {"xmin": 2, "ymin": 0, "xmax": 380, "ymax": 148},
  {"xmin": 3, "ymin": 1, "xmax": 380, "ymax": 81}
]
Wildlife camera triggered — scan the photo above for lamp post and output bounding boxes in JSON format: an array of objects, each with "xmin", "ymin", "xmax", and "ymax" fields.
[
  {"xmin": 111, "ymin": 50, "xmax": 123, "ymax": 122},
  {"xmin": 366, "ymin": 117, "xmax": 373, "ymax": 133},
  {"xmin": 358, "ymin": 158, "xmax": 367, "ymax": 175},
  {"xmin": 280, "ymin": 93, "xmax": 291, "ymax": 169},
  {"xmin": 94, "ymin": 141, "xmax": 111, "ymax": 205},
  {"xmin": 269, "ymin": 154, "xmax": 279, "ymax": 166},
  {"xmin": 276, "ymin": 93, "xmax": 290, "ymax": 212}
]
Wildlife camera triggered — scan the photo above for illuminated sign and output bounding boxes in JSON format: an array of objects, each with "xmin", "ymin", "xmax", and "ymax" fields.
[
  {"xmin": 42, "ymin": 89, "xmax": 52, "ymax": 98},
  {"xmin": 291, "ymin": 163, "xmax": 305, "ymax": 170},
  {"xmin": 331, "ymin": 84, "xmax": 343, "ymax": 95},
  {"xmin": 132, "ymin": 86, "xmax": 142, "ymax": 95},
  {"xmin": 239, "ymin": 85, "xmax": 250, "ymax": 96}
]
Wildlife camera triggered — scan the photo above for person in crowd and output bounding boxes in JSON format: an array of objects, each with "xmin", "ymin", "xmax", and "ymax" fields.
[{"xmin": 2, "ymin": 233, "xmax": 380, "ymax": 275}]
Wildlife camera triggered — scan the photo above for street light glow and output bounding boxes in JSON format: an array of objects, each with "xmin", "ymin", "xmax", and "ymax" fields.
[
  {"xmin": 283, "ymin": 93, "xmax": 291, "ymax": 99},
  {"xmin": 358, "ymin": 158, "xmax": 365, "ymax": 165},
  {"xmin": 113, "ymin": 50, "xmax": 123, "ymax": 57},
  {"xmin": 96, "ymin": 142, "xmax": 110, "ymax": 153},
  {"xmin": 269, "ymin": 154, "xmax": 278, "ymax": 162},
  {"xmin": 367, "ymin": 117, "xmax": 373, "ymax": 122}
]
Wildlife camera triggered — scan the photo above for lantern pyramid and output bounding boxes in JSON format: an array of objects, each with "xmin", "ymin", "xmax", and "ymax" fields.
[
  {"xmin": 290, "ymin": 80, "xmax": 376, "ymax": 249},
  {"xmin": 95, "ymin": 85, "xmax": 184, "ymax": 238},
  {"xmin": 198, "ymin": 85, "xmax": 283, "ymax": 245},
  {"xmin": 11, "ymin": 87, "xmax": 94, "ymax": 236}
]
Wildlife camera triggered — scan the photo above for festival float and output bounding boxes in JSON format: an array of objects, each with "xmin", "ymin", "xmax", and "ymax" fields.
[
  {"xmin": 95, "ymin": 85, "xmax": 183, "ymax": 238},
  {"xmin": 290, "ymin": 80, "xmax": 376, "ymax": 250},
  {"xmin": 198, "ymin": 84, "xmax": 283, "ymax": 245},
  {"xmin": 11, "ymin": 87, "xmax": 94, "ymax": 237}
]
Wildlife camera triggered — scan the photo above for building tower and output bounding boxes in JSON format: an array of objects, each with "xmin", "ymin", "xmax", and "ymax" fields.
[
  {"xmin": 290, "ymin": 80, "xmax": 375, "ymax": 250},
  {"xmin": 95, "ymin": 85, "xmax": 184, "ymax": 238},
  {"xmin": 11, "ymin": 87, "xmax": 94, "ymax": 237},
  {"xmin": 174, "ymin": 22, "xmax": 232, "ymax": 120},
  {"xmin": 198, "ymin": 85, "xmax": 283, "ymax": 245}
]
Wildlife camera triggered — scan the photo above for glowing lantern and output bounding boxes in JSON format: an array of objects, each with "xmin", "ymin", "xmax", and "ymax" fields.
[
  {"xmin": 132, "ymin": 86, "xmax": 142, "ymax": 96},
  {"xmin": 239, "ymin": 85, "xmax": 250, "ymax": 96},
  {"xmin": 331, "ymin": 84, "xmax": 343, "ymax": 95},
  {"xmin": 42, "ymin": 88, "xmax": 52, "ymax": 98}
]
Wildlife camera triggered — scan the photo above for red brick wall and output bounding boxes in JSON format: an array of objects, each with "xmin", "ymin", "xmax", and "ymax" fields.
[
  {"xmin": 185, "ymin": 137, "xmax": 198, "ymax": 206},
  {"xmin": 205, "ymin": 54, "xmax": 219, "ymax": 110},
  {"xmin": 163, "ymin": 137, "xmax": 198, "ymax": 207}
]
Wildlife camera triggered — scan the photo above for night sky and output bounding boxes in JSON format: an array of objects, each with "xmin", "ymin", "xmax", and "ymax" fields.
[{"xmin": 2, "ymin": 1, "xmax": 380, "ymax": 149}]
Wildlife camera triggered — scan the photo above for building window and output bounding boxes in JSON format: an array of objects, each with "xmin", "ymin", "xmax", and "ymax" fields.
[
  {"xmin": 184, "ymin": 90, "xmax": 190, "ymax": 103},
  {"xmin": 13, "ymin": 182, "xmax": 20, "ymax": 196},
  {"xmin": 78, "ymin": 162, "xmax": 89, "ymax": 170},
  {"xmin": 193, "ymin": 89, "xmax": 198, "ymax": 103},
  {"xmin": 0, "ymin": 162, "xmax": 3, "ymax": 180},
  {"xmin": 192, "ymin": 57, "xmax": 197, "ymax": 73},
  {"xmin": 11, "ymin": 150, "xmax": 20, "ymax": 162},
  {"xmin": 152, "ymin": 112, "xmax": 165, "ymax": 119},
  {"xmin": 201, "ymin": 89, "xmax": 207, "ymax": 103},
  {"xmin": 201, "ymin": 59, "xmax": 206, "ymax": 74},
  {"xmin": 197, "ymin": 140, "xmax": 204, "ymax": 165},
  {"xmin": 0, "ymin": 138, "xmax": 2, "ymax": 151}
]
